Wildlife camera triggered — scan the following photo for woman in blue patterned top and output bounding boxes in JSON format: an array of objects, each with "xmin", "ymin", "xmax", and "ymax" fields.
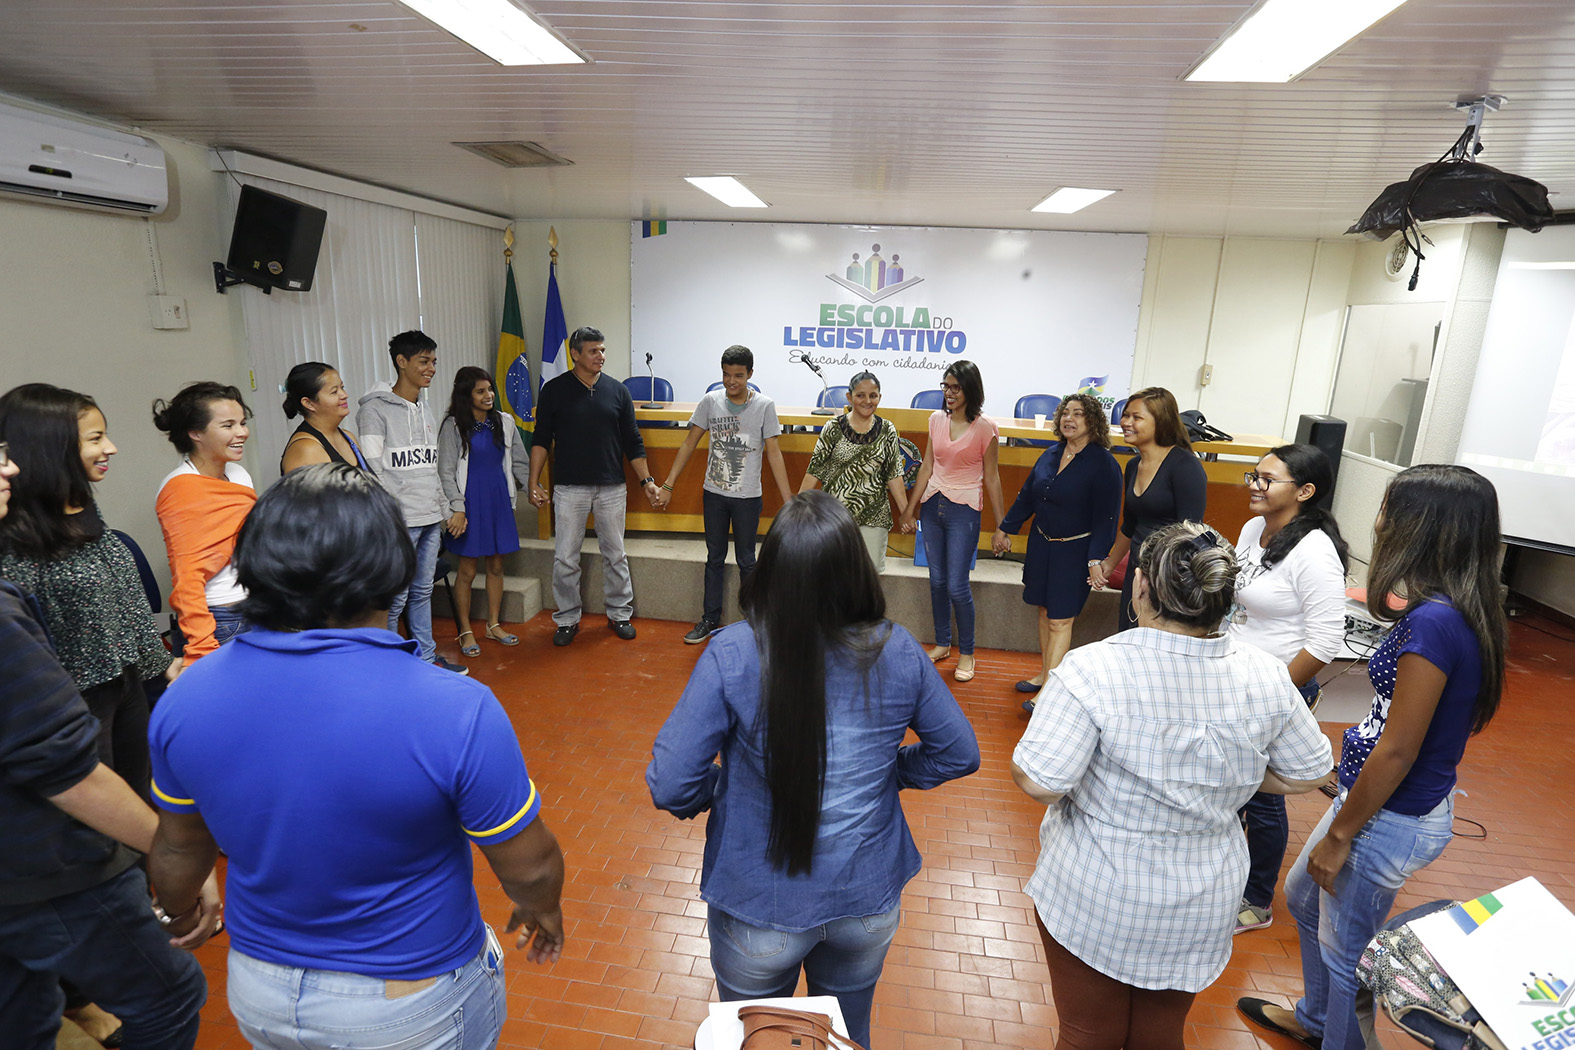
[
  {"xmin": 1238, "ymin": 464, "xmax": 1507, "ymax": 1050},
  {"xmin": 648, "ymin": 491, "xmax": 979, "ymax": 1048}
]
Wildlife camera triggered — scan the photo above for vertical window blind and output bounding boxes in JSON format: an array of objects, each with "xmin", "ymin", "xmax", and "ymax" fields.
[{"xmin": 224, "ymin": 175, "xmax": 501, "ymax": 486}]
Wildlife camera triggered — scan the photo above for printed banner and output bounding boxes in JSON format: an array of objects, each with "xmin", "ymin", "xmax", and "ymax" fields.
[
  {"xmin": 1411, "ymin": 877, "xmax": 1575, "ymax": 1050},
  {"xmin": 630, "ymin": 222, "xmax": 1146, "ymax": 416}
]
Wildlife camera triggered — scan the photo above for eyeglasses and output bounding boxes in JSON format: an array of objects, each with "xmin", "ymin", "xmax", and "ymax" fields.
[
  {"xmin": 1243, "ymin": 471, "xmax": 1296, "ymax": 488},
  {"xmin": 940, "ymin": 382, "xmax": 963, "ymax": 392}
]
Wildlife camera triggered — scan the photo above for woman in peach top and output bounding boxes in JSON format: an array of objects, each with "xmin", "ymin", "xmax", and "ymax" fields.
[{"xmin": 900, "ymin": 360, "xmax": 1005, "ymax": 682}]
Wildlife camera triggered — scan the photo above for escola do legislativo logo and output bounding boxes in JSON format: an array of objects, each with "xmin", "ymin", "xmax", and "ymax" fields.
[
  {"xmin": 782, "ymin": 243, "xmax": 965, "ymax": 370},
  {"xmin": 826, "ymin": 243, "xmax": 924, "ymax": 302}
]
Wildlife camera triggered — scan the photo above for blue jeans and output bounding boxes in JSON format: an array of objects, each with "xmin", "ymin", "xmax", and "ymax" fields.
[
  {"xmin": 1287, "ymin": 791, "xmax": 1454, "ymax": 1050},
  {"xmin": 0, "ymin": 865, "xmax": 206, "ymax": 1050},
  {"xmin": 212, "ymin": 603, "xmax": 250, "ymax": 645},
  {"xmin": 702, "ymin": 490, "xmax": 761, "ymax": 623},
  {"xmin": 1241, "ymin": 679, "xmax": 1321, "ymax": 908},
  {"xmin": 389, "ymin": 522, "xmax": 442, "ymax": 662},
  {"xmin": 227, "ymin": 935, "xmax": 505, "ymax": 1050},
  {"xmin": 708, "ymin": 904, "xmax": 900, "ymax": 1049},
  {"xmin": 920, "ymin": 495, "xmax": 981, "ymax": 653}
]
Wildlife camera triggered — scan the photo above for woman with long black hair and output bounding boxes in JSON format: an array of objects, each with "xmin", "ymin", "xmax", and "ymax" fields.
[
  {"xmin": 436, "ymin": 366, "xmax": 530, "ymax": 656},
  {"xmin": 648, "ymin": 491, "xmax": 979, "ymax": 1048},
  {"xmin": 1239, "ymin": 464, "xmax": 1508, "ymax": 1050},
  {"xmin": 1228, "ymin": 443, "xmax": 1348, "ymax": 933},
  {"xmin": 0, "ymin": 384, "xmax": 177, "ymax": 796}
]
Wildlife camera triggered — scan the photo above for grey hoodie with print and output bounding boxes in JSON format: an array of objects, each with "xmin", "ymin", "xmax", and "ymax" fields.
[{"xmin": 355, "ymin": 388, "xmax": 445, "ymax": 527}]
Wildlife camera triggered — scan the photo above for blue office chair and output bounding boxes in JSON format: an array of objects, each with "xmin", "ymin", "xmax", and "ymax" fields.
[
  {"xmin": 623, "ymin": 376, "xmax": 675, "ymax": 402},
  {"xmin": 705, "ymin": 381, "xmax": 761, "ymax": 394},
  {"xmin": 1011, "ymin": 394, "xmax": 1062, "ymax": 447},
  {"xmin": 817, "ymin": 385, "xmax": 850, "ymax": 410},
  {"xmin": 624, "ymin": 375, "xmax": 678, "ymax": 427},
  {"xmin": 910, "ymin": 389, "xmax": 945, "ymax": 410}
]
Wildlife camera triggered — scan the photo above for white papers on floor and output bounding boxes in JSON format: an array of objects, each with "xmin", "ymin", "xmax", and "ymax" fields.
[{"xmin": 1411, "ymin": 876, "xmax": 1575, "ymax": 1050}]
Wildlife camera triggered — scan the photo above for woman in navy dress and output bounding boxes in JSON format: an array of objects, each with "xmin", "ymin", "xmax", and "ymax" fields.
[
  {"xmin": 993, "ymin": 393, "xmax": 1122, "ymax": 699},
  {"xmin": 437, "ymin": 367, "xmax": 529, "ymax": 658},
  {"xmin": 1089, "ymin": 386, "xmax": 1207, "ymax": 632}
]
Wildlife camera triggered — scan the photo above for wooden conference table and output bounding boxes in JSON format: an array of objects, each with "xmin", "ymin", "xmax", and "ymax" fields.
[{"xmin": 530, "ymin": 403, "xmax": 1283, "ymax": 557}]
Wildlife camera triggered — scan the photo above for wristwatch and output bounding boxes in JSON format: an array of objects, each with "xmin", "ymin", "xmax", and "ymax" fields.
[{"xmin": 640, "ymin": 476, "xmax": 657, "ymax": 487}]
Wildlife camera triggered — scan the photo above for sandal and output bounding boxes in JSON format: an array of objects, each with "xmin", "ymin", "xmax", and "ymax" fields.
[
  {"xmin": 457, "ymin": 630, "xmax": 481, "ymax": 658},
  {"xmin": 486, "ymin": 623, "xmax": 520, "ymax": 646},
  {"xmin": 954, "ymin": 655, "xmax": 976, "ymax": 683}
]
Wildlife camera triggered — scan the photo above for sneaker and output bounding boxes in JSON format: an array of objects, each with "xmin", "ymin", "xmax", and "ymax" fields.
[
  {"xmin": 433, "ymin": 656, "xmax": 471, "ymax": 676},
  {"xmin": 1235, "ymin": 900, "xmax": 1272, "ymax": 934},
  {"xmin": 609, "ymin": 619, "xmax": 637, "ymax": 640},
  {"xmin": 553, "ymin": 623, "xmax": 579, "ymax": 647},
  {"xmin": 684, "ymin": 619, "xmax": 719, "ymax": 645}
]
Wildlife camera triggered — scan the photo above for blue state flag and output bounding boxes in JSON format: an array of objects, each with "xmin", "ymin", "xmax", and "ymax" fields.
[{"xmin": 541, "ymin": 261, "xmax": 568, "ymax": 392}]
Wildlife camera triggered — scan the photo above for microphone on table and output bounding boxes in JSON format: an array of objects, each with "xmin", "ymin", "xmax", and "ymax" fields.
[
  {"xmin": 640, "ymin": 351, "xmax": 663, "ymax": 410},
  {"xmin": 801, "ymin": 352, "xmax": 836, "ymax": 416}
]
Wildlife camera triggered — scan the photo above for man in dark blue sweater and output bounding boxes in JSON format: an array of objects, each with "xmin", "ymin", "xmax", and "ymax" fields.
[
  {"xmin": 0, "ymin": 447, "xmax": 214, "ymax": 1049},
  {"xmin": 527, "ymin": 326, "xmax": 661, "ymax": 646}
]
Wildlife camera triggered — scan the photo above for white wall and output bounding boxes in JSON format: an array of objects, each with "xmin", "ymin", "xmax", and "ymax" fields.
[
  {"xmin": 1329, "ymin": 225, "xmax": 1502, "ymax": 575},
  {"xmin": 0, "ymin": 129, "xmax": 249, "ymax": 596},
  {"xmin": 507, "ymin": 220, "xmax": 633, "ymax": 381},
  {"xmin": 1130, "ymin": 234, "xmax": 1356, "ymax": 441}
]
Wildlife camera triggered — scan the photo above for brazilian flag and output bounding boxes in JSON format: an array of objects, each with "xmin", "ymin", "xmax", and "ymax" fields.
[{"xmin": 495, "ymin": 262, "xmax": 532, "ymax": 431}]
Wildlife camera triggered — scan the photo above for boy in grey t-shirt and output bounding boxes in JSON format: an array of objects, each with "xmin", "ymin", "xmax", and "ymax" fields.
[{"xmin": 655, "ymin": 345, "xmax": 793, "ymax": 643}]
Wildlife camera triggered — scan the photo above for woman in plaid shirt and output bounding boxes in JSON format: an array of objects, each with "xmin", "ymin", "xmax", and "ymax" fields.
[{"xmin": 1013, "ymin": 522, "xmax": 1333, "ymax": 1050}]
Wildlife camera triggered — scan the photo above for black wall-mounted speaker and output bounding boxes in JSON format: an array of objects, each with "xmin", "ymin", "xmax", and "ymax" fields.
[
  {"xmin": 225, "ymin": 185, "xmax": 327, "ymax": 292},
  {"xmin": 1295, "ymin": 414, "xmax": 1347, "ymax": 503}
]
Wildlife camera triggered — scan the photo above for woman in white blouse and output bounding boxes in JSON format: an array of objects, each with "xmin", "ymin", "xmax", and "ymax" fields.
[
  {"xmin": 1012, "ymin": 522, "xmax": 1333, "ymax": 1050},
  {"xmin": 1228, "ymin": 443, "xmax": 1349, "ymax": 934}
]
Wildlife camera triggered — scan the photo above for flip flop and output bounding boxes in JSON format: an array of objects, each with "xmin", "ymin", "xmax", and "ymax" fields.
[
  {"xmin": 457, "ymin": 631, "xmax": 481, "ymax": 658},
  {"xmin": 486, "ymin": 623, "xmax": 520, "ymax": 646}
]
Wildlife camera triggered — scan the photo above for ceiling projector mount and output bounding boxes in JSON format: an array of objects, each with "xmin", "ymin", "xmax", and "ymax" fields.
[{"xmin": 1347, "ymin": 95, "xmax": 1555, "ymax": 290}]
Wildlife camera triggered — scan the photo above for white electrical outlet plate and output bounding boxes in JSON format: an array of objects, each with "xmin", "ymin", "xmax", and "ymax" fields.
[{"xmin": 148, "ymin": 295, "xmax": 189, "ymax": 330}]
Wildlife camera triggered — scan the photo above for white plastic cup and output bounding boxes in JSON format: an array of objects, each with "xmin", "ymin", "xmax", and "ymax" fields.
[{"xmin": 1033, "ymin": 413, "xmax": 1046, "ymax": 428}]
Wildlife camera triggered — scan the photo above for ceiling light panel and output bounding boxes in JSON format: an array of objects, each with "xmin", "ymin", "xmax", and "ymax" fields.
[
  {"xmin": 685, "ymin": 176, "xmax": 768, "ymax": 208},
  {"xmin": 396, "ymin": 0, "xmax": 585, "ymax": 66},
  {"xmin": 1031, "ymin": 188, "xmax": 1118, "ymax": 214},
  {"xmin": 1186, "ymin": 0, "xmax": 1411, "ymax": 83}
]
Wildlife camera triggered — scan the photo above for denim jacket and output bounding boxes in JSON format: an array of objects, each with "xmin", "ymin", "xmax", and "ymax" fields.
[{"xmin": 647, "ymin": 621, "xmax": 979, "ymax": 932}]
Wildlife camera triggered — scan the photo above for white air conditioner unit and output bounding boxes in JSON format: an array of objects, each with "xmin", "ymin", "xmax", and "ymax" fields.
[{"xmin": 0, "ymin": 102, "xmax": 168, "ymax": 215}]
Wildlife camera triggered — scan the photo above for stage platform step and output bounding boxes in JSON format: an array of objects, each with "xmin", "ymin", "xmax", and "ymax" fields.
[
  {"xmin": 431, "ymin": 572, "xmax": 543, "ymax": 629},
  {"xmin": 499, "ymin": 534, "xmax": 1119, "ymax": 654}
]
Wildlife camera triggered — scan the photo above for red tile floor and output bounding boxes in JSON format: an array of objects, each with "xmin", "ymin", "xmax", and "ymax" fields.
[{"xmin": 185, "ymin": 612, "xmax": 1575, "ymax": 1050}]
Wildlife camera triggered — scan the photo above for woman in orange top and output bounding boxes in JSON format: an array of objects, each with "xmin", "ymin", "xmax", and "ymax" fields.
[{"xmin": 153, "ymin": 382, "xmax": 256, "ymax": 664}]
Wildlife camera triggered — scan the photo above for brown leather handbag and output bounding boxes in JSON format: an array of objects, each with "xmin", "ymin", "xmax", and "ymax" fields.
[{"xmin": 737, "ymin": 1006, "xmax": 867, "ymax": 1050}]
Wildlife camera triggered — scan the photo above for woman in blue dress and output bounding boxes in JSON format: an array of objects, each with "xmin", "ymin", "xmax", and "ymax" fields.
[
  {"xmin": 437, "ymin": 367, "xmax": 530, "ymax": 658},
  {"xmin": 993, "ymin": 393, "xmax": 1123, "ymax": 701}
]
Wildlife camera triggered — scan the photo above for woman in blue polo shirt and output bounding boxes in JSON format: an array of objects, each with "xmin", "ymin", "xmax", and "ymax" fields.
[
  {"xmin": 648, "ymin": 491, "xmax": 980, "ymax": 1049},
  {"xmin": 1238, "ymin": 464, "xmax": 1508, "ymax": 1050},
  {"xmin": 146, "ymin": 464, "xmax": 566, "ymax": 1050}
]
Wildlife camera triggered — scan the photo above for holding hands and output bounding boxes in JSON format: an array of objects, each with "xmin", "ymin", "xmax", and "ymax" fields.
[
  {"xmin": 991, "ymin": 528, "xmax": 1011, "ymax": 555},
  {"xmin": 528, "ymin": 483, "xmax": 549, "ymax": 508},
  {"xmin": 445, "ymin": 511, "xmax": 467, "ymax": 538},
  {"xmin": 1087, "ymin": 559, "xmax": 1109, "ymax": 590}
]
